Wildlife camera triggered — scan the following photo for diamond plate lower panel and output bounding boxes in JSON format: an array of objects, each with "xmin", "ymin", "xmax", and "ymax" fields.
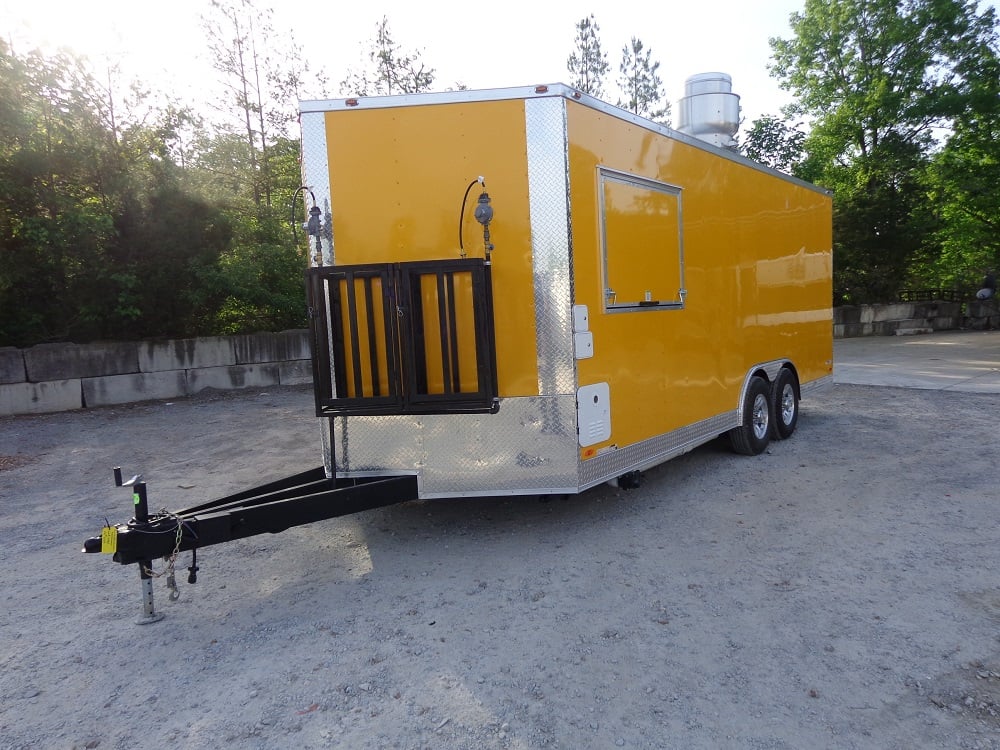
[
  {"xmin": 800, "ymin": 375, "xmax": 832, "ymax": 397},
  {"xmin": 335, "ymin": 396, "xmax": 580, "ymax": 497},
  {"xmin": 579, "ymin": 411, "xmax": 738, "ymax": 490}
]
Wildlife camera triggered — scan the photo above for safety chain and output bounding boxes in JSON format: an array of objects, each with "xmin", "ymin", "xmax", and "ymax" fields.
[{"xmin": 141, "ymin": 510, "xmax": 185, "ymax": 601}]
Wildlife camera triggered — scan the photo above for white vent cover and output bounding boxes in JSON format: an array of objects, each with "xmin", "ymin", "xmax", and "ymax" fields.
[{"xmin": 577, "ymin": 382, "xmax": 611, "ymax": 447}]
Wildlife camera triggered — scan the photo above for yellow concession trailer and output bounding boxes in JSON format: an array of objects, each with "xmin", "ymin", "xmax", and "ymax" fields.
[
  {"xmin": 82, "ymin": 83, "xmax": 831, "ymax": 619},
  {"xmin": 299, "ymin": 84, "xmax": 833, "ymax": 499}
]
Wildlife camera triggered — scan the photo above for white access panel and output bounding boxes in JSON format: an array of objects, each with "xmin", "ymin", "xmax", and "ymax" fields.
[{"xmin": 577, "ymin": 382, "xmax": 611, "ymax": 447}]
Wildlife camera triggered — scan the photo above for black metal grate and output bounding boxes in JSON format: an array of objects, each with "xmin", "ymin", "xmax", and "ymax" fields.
[{"xmin": 306, "ymin": 259, "xmax": 498, "ymax": 417}]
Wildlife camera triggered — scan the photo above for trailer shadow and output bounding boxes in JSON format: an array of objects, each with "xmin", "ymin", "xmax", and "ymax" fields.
[
  {"xmin": 230, "ymin": 433, "xmax": 744, "ymax": 615},
  {"xmin": 364, "ymin": 435, "xmax": 737, "ymax": 538}
]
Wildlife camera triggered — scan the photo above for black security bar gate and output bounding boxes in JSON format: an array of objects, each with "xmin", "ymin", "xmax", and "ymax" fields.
[
  {"xmin": 307, "ymin": 258, "xmax": 499, "ymax": 417},
  {"xmin": 308, "ymin": 263, "xmax": 401, "ymax": 415}
]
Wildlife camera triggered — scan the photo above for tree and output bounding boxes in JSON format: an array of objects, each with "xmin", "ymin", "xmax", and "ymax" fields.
[
  {"xmin": 340, "ymin": 17, "xmax": 435, "ymax": 96},
  {"xmin": 202, "ymin": 0, "xmax": 270, "ymax": 208},
  {"xmin": 771, "ymin": 0, "xmax": 997, "ymax": 162},
  {"xmin": 918, "ymin": 15, "xmax": 1000, "ymax": 290},
  {"xmin": 196, "ymin": 0, "xmax": 325, "ymax": 335},
  {"xmin": 769, "ymin": 0, "xmax": 1000, "ymax": 302},
  {"xmin": 196, "ymin": 135, "xmax": 309, "ymax": 335},
  {"xmin": 566, "ymin": 15, "xmax": 610, "ymax": 98},
  {"xmin": 0, "ymin": 36, "xmax": 313, "ymax": 347},
  {"xmin": 0, "ymin": 41, "xmax": 118, "ymax": 345},
  {"xmin": 202, "ymin": 0, "xmax": 326, "ymax": 209},
  {"xmin": 0, "ymin": 40, "xmax": 234, "ymax": 345},
  {"xmin": 617, "ymin": 37, "xmax": 670, "ymax": 123},
  {"xmin": 740, "ymin": 115, "xmax": 807, "ymax": 174}
]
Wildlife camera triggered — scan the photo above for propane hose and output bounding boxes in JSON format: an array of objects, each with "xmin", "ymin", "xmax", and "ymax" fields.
[{"xmin": 459, "ymin": 177, "xmax": 491, "ymax": 258}]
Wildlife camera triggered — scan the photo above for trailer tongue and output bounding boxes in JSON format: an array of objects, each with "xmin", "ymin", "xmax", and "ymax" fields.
[{"xmin": 82, "ymin": 467, "xmax": 417, "ymax": 622}]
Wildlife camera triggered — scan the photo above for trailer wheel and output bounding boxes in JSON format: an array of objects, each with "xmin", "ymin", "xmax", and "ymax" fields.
[
  {"xmin": 728, "ymin": 376, "xmax": 771, "ymax": 455},
  {"xmin": 770, "ymin": 368, "xmax": 799, "ymax": 440}
]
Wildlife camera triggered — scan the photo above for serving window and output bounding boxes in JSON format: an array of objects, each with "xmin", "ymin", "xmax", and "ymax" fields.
[{"xmin": 598, "ymin": 167, "xmax": 685, "ymax": 313}]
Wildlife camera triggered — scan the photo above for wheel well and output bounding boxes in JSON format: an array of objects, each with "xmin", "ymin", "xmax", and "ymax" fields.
[
  {"xmin": 739, "ymin": 360, "xmax": 801, "ymax": 411},
  {"xmin": 778, "ymin": 362, "xmax": 801, "ymax": 398}
]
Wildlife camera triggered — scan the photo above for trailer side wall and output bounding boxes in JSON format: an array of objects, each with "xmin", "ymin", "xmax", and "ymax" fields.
[{"xmin": 566, "ymin": 102, "xmax": 832, "ymax": 455}]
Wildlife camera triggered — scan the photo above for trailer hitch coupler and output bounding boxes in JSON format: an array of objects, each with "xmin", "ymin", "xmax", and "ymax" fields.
[{"xmin": 82, "ymin": 536, "xmax": 102, "ymax": 553}]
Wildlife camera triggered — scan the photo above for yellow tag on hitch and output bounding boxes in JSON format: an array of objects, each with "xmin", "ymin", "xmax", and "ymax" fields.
[{"xmin": 100, "ymin": 526, "xmax": 118, "ymax": 554}]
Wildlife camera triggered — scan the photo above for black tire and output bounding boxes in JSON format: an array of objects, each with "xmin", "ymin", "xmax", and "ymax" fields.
[
  {"xmin": 728, "ymin": 376, "xmax": 771, "ymax": 455},
  {"xmin": 770, "ymin": 368, "xmax": 799, "ymax": 440}
]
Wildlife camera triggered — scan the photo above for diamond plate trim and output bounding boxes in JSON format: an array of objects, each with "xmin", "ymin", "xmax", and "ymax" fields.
[
  {"xmin": 579, "ymin": 411, "xmax": 738, "ymax": 490},
  {"xmin": 525, "ymin": 98, "xmax": 576, "ymax": 397},
  {"xmin": 302, "ymin": 113, "xmax": 336, "ymax": 477},
  {"xmin": 300, "ymin": 112, "xmax": 334, "ymax": 266},
  {"xmin": 320, "ymin": 418, "xmax": 334, "ymax": 478},
  {"xmin": 800, "ymin": 374, "xmax": 833, "ymax": 397},
  {"xmin": 334, "ymin": 396, "xmax": 579, "ymax": 497}
]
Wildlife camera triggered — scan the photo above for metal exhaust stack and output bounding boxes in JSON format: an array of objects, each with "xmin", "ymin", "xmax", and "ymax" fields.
[{"xmin": 675, "ymin": 72, "xmax": 741, "ymax": 149}]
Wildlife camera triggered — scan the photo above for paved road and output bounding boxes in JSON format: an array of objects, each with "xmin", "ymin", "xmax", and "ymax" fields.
[{"xmin": 834, "ymin": 329, "xmax": 1000, "ymax": 393}]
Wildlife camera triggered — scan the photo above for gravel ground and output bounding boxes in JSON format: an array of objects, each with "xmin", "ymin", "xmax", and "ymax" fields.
[{"xmin": 1, "ymin": 382, "xmax": 999, "ymax": 750}]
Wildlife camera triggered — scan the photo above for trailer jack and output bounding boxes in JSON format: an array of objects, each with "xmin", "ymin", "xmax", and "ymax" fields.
[{"xmin": 83, "ymin": 466, "xmax": 419, "ymax": 623}]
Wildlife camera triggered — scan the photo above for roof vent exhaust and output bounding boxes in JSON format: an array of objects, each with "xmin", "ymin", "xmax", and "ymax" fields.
[{"xmin": 675, "ymin": 72, "xmax": 741, "ymax": 149}]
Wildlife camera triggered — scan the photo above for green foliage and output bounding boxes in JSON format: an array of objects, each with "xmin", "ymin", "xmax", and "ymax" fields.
[
  {"xmin": 211, "ymin": 211, "xmax": 308, "ymax": 334},
  {"xmin": 0, "ymin": 36, "xmax": 308, "ymax": 348},
  {"xmin": 0, "ymin": 42, "xmax": 120, "ymax": 345},
  {"xmin": 917, "ymin": 26, "xmax": 1000, "ymax": 289},
  {"xmin": 203, "ymin": 138, "xmax": 309, "ymax": 334},
  {"xmin": 567, "ymin": 15, "xmax": 611, "ymax": 98},
  {"xmin": 740, "ymin": 115, "xmax": 807, "ymax": 174},
  {"xmin": 829, "ymin": 140, "xmax": 940, "ymax": 303},
  {"xmin": 920, "ymin": 128, "xmax": 1000, "ymax": 288},
  {"xmin": 617, "ymin": 37, "xmax": 670, "ymax": 122},
  {"xmin": 770, "ymin": 0, "xmax": 1000, "ymax": 303}
]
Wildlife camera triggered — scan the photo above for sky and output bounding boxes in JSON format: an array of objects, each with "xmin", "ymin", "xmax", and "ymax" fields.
[{"xmin": 1, "ymin": 0, "xmax": 813, "ymax": 128}]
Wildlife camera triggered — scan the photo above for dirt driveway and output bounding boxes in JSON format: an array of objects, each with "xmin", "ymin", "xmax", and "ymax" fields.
[{"xmin": 2, "ymin": 339, "xmax": 999, "ymax": 749}]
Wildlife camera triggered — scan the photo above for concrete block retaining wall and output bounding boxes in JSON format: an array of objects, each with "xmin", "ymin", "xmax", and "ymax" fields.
[
  {"xmin": 1, "ymin": 330, "xmax": 312, "ymax": 416},
  {"xmin": 834, "ymin": 300, "xmax": 998, "ymax": 338}
]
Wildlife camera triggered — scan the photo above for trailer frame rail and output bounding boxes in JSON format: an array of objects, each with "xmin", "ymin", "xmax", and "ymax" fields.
[{"xmin": 84, "ymin": 467, "xmax": 419, "ymax": 566}]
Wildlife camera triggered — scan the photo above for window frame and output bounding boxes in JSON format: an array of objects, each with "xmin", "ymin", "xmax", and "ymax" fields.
[{"xmin": 597, "ymin": 167, "xmax": 686, "ymax": 314}]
